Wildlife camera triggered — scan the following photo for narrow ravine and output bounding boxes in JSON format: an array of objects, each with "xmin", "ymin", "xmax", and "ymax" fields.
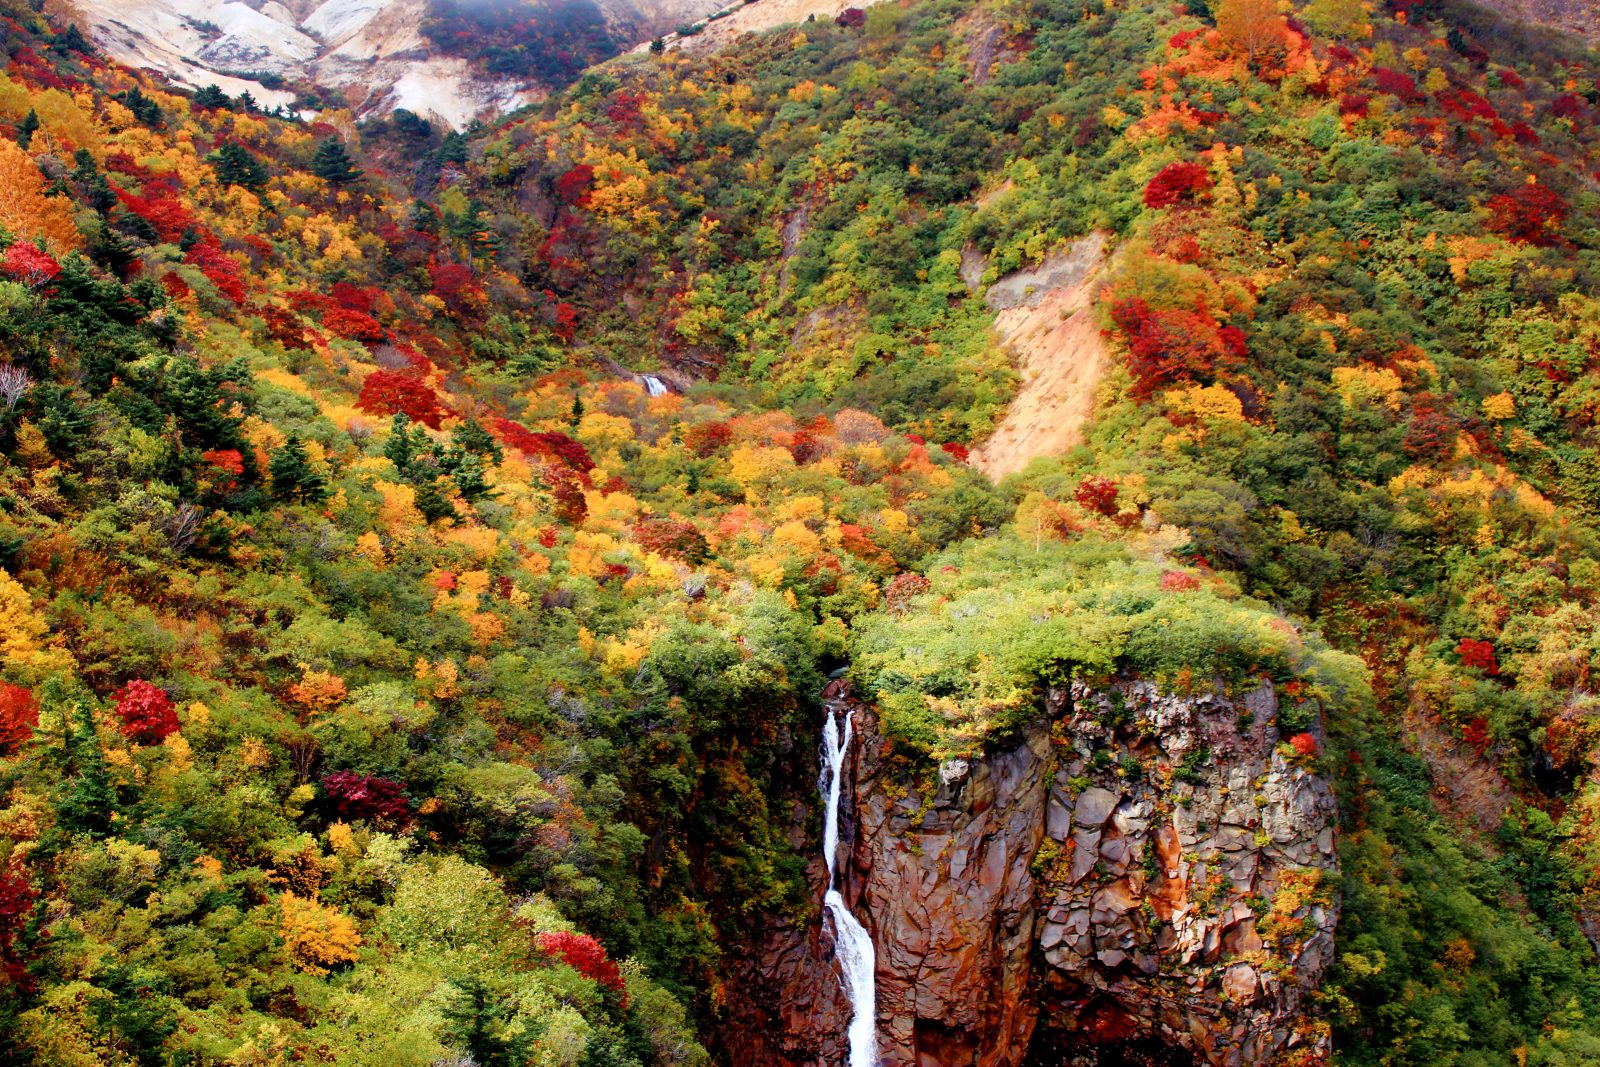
[{"xmin": 819, "ymin": 696, "xmax": 878, "ymax": 1067}]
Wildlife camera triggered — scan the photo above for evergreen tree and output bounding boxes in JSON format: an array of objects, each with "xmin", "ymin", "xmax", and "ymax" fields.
[
  {"xmin": 569, "ymin": 392, "xmax": 585, "ymax": 428},
  {"xmin": 209, "ymin": 141, "xmax": 268, "ymax": 192},
  {"xmin": 15, "ymin": 109, "xmax": 37, "ymax": 149},
  {"xmin": 53, "ymin": 23, "xmax": 91, "ymax": 56},
  {"xmin": 57, "ymin": 703, "xmax": 115, "ymax": 837},
  {"xmin": 407, "ymin": 201, "xmax": 440, "ymax": 234},
  {"xmin": 117, "ymin": 88, "xmax": 162, "ymax": 127},
  {"xmin": 192, "ymin": 84, "xmax": 232, "ymax": 111},
  {"xmin": 452, "ymin": 418, "xmax": 503, "ymax": 463},
  {"xmin": 437, "ymin": 130, "xmax": 469, "ymax": 166},
  {"xmin": 440, "ymin": 978, "xmax": 533, "ymax": 1067},
  {"xmin": 72, "ymin": 148, "xmax": 117, "ymax": 213},
  {"xmin": 236, "ymin": 90, "xmax": 256, "ymax": 113},
  {"xmin": 382, "ymin": 413, "xmax": 423, "ymax": 475},
  {"xmin": 269, "ymin": 435, "xmax": 327, "ymax": 503},
  {"xmin": 311, "ymin": 138, "xmax": 361, "ymax": 185}
]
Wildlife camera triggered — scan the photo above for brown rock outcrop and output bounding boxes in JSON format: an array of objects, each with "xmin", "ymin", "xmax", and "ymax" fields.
[{"xmin": 718, "ymin": 677, "xmax": 1339, "ymax": 1067}]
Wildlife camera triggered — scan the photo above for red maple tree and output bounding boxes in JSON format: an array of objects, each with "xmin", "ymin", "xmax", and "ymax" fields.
[
  {"xmin": 0, "ymin": 684, "xmax": 39, "ymax": 753},
  {"xmin": 112, "ymin": 680, "xmax": 179, "ymax": 743}
]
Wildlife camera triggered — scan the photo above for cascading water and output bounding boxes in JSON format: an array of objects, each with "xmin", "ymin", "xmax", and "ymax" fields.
[{"xmin": 819, "ymin": 700, "xmax": 878, "ymax": 1067}]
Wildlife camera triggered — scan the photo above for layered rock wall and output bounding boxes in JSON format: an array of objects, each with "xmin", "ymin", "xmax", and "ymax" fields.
[{"xmin": 718, "ymin": 678, "xmax": 1339, "ymax": 1067}]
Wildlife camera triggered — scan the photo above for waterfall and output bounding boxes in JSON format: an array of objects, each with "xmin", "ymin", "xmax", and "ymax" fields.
[
  {"xmin": 820, "ymin": 702, "xmax": 878, "ymax": 1067},
  {"xmin": 641, "ymin": 374, "xmax": 668, "ymax": 397}
]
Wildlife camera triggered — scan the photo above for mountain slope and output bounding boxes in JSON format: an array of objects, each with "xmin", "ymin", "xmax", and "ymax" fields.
[{"xmin": 6, "ymin": 0, "xmax": 1600, "ymax": 1064}]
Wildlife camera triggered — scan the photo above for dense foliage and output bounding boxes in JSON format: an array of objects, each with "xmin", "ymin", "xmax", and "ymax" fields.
[{"xmin": 7, "ymin": 0, "xmax": 1600, "ymax": 1062}]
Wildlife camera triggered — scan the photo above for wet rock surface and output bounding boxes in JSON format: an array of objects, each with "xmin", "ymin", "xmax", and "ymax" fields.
[{"xmin": 718, "ymin": 678, "xmax": 1339, "ymax": 1066}]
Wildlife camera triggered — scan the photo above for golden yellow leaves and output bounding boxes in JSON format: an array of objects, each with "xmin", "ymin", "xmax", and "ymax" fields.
[
  {"xmin": 1482, "ymin": 392, "xmax": 1517, "ymax": 421},
  {"xmin": 1331, "ymin": 364, "xmax": 1405, "ymax": 412},
  {"xmin": 0, "ymin": 568, "xmax": 66, "ymax": 677},
  {"xmin": 279, "ymin": 892, "xmax": 361, "ymax": 976}
]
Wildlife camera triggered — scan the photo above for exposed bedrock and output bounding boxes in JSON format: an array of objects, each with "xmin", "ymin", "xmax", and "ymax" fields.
[{"xmin": 718, "ymin": 677, "xmax": 1340, "ymax": 1067}]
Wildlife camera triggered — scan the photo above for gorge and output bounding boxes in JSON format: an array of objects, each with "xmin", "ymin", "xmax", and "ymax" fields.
[{"xmin": 725, "ymin": 677, "xmax": 1338, "ymax": 1066}]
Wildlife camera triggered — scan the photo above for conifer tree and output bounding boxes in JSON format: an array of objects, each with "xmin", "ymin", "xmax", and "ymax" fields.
[
  {"xmin": 57, "ymin": 703, "xmax": 115, "ymax": 837},
  {"xmin": 210, "ymin": 141, "xmax": 269, "ymax": 192},
  {"xmin": 192, "ymin": 84, "xmax": 232, "ymax": 111},
  {"xmin": 269, "ymin": 435, "xmax": 327, "ymax": 503},
  {"xmin": 15, "ymin": 109, "xmax": 37, "ymax": 149},
  {"xmin": 311, "ymin": 138, "xmax": 361, "ymax": 185}
]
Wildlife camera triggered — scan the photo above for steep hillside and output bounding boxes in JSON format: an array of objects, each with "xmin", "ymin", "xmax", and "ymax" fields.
[{"xmin": 6, "ymin": 0, "xmax": 1600, "ymax": 1063}]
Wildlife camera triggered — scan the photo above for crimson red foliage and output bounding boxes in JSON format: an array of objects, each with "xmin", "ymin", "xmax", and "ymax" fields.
[
  {"xmin": 554, "ymin": 164, "xmax": 595, "ymax": 206},
  {"xmin": 0, "ymin": 862, "xmax": 38, "ymax": 989},
  {"xmin": 1371, "ymin": 67, "xmax": 1420, "ymax": 102},
  {"xmin": 940, "ymin": 441, "xmax": 970, "ymax": 462},
  {"xmin": 322, "ymin": 307, "xmax": 387, "ymax": 343},
  {"xmin": 1143, "ymin": 161, "xmax": 1212, "ymax": 209},
  {"xmin": 322, "ymin": 771, "xmax": 411, "ymax": 825},
  {"xmin": 1552, "ymin": 93, "xmax": 1586, "ymax": 120},
  {"xmin": 116, "ymin": 184, "xmax": 195, "ymax": 242},
  {"xmin": 1108, "ymin": 298, "xmax": 1244, "ymax": 398},
  {"xmin": 605, "ymin": 90, "xmax": 647, "ymax": 127},
  {"xmin": 1289, "ymin": 733, "xmax": 1318, "ymax": 757},
  {"xmin": 357, "ymin": 370, "xmax": 448, "ymax": 428},
  {"xmin": 1463, "ymin": 716, "xmax": 1492, "ymax": 754},
  {"xmin": 1338, "ymin": 93, "xmax": 1369, "ymax": 117},
  {"xmin": 1, "ymin": 242, "xmax": 60, "ymax": 287},
  {"xmin": 1486, "ymin": 183, "xmax": 1569, "ymax": 246},
  {"xmin": 1457, "ymin": 638, "xmax": 1500, "ymax": 675},
  {"xmin": 835, "ymin": 7, "xmax": 866, "ymax": 26},
  {"xmin": 1495, "ymin": 68, "xmax": 1526, "ymax": 89},
  {"xmin": 112, "ymin": 680, "xmax": 179, "ymax": 744},
  {"xmin": 328, "ymin": 282, "xmax": 378, "ymax": 314},
  {"xmin": 633, "ymin": 518, "xmax": 710, "ymax": 564},
  {"xmin": 1510, "ymin": 121, "xmax": 1541, "ymax": 146},
  {"xmin": 0, "ymin": 684, "xmax": 39, "ymax": 753},
  {"xmin": 491, "ymin": 420, "xmax": 596, "ymax": 473},
  {"xmin": 537, "ymin": 931, "xmax": 625, "ymax": 995},
  {"xmin": 428, "ymin": 260, "xmax": 482, "ymax": 312},
  {"xmin": 1075, "ymin": 476, "xmax": 1119, "ymax": 516},
  {"xmin": 184, "ymin": 239, "xmax": 247, "ymax": 303},
  {"xmin": 789, "ymin": 429, "xmax": 825, "ymax": 464}
]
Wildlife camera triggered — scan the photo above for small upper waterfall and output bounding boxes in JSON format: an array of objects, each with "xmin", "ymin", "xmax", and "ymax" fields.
[
  {"xmin": 641, "ymin": 374, "xmax": 668, "ymax": 397},
  {"xmin": 820, "ymin": 699, "xmax": 878, "ymax": 1067}
]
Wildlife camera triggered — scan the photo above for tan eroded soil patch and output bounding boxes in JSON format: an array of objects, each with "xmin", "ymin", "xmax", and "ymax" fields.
[{"xmin": 970, "ymin": 232, "xmax": 1111, "ymax": 480}]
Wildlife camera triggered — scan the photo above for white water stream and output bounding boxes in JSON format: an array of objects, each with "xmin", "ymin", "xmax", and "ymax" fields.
[{"xmin": 819, "ymin": 702, "xmax": 878, "ymax": 1067}]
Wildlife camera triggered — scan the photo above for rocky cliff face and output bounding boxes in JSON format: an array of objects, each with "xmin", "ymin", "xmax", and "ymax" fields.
[{"xmin": 719, "ymin": 678, "xmax": 1339, "ymax": 1066}]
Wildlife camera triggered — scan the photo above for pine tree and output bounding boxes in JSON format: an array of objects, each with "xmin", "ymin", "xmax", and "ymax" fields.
[
  {"xmin": 53, "ymin": 23, "xmax": 91, "ymax": 56},
  {"xmin": 569, "ymin": 392, "xmax": 585, "ymax": 428},
  {"xmin": 209, "ymin": 141, "xmax": 268, "ymax": 192},
  {"xmin": 269, "ymin": 435, "xmax": 327, "ymax": 503},
  {"xmin": 311, "ymin": 138, "xmax": 361, "ymax": 186},
  {"xmin": 57, "ymin": 703, "xmax": 115, "ymax": 837},
  {"xmin": 192, "ymin": 84, "xmax": 232, "ymax": 111},
  {"xmin": 72, "ymin": 148, "xmax": 117, "ymax": 213},
  {"xmin": 382, "ymin": 413, "xmax": 422, "ymax": 475},
  {"xmin": 440, "ymin": 978, "xmax": 533, "ymax": 1067},
  {"xmin": 437, "ymin": 130, "xmax": 469, "ymax": 166},
  {"xmin": 15, "ymin": 109, "xmax": 37, "ymax": 149},
  {"xmin": 452, "ymin": 418, "xmax": 503, "ymax": 462}
]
